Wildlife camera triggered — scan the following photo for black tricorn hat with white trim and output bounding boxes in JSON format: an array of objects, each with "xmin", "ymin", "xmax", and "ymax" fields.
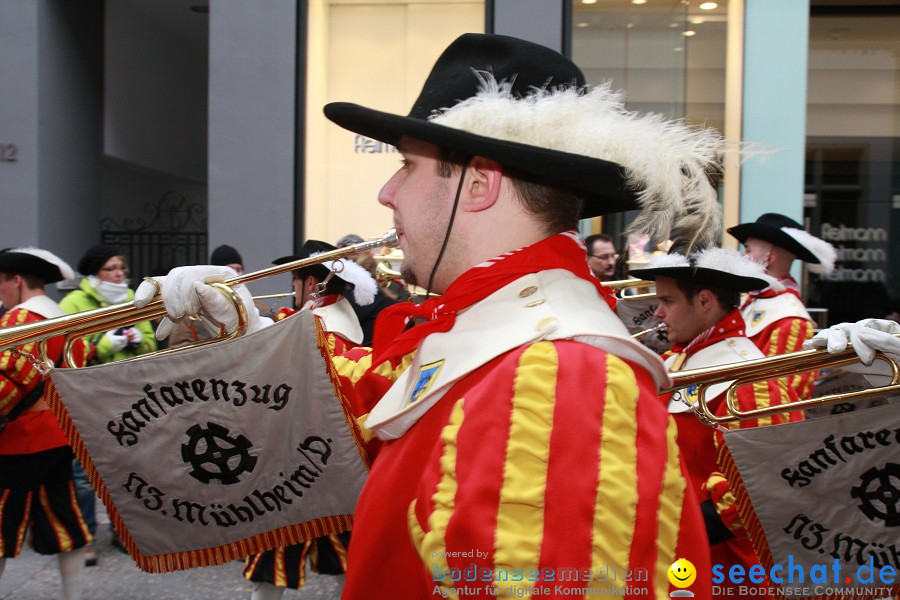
[
  {"xmin": 324, "ymin": 33, "xmax": 726, "ymax": 247},
  {"xmin": 629, "ymin": 247, "xmax": 776, "ymax": 293},
  {"xmin": 273, "ymin": 240, "xmax": 335, "ymax": 283},
  {"xmin": 727, "ymin": 213, "xmax": 836, "ymax": 274},
  {"xmin": 273, "ymin": 240, "xmax": 377, "ymax": 306},
  {"xmin": 0, "ymin": 247, "xmax": 75, "ymax": 284}
]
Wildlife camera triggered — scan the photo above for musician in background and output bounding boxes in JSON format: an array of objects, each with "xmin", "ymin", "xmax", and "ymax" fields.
[
  {"xmin": 137, "ymin": 33, "xmax": 731, "ymax": 598},
  {"xmin": 243, "ymin": 239, "xmax": 376, "ymax": 600},
  {"xmin": 0, "ymin": 248, "xmax": 90, "ymax": 600},
  {"xmin": 335, "ymin": 233, "xmax": 402, "ymax": 346},
  {"xmin": 631, "ymin": 247, "xmax": 803, "ymax": 600},
  {"xmin": 728, "ymin": 213, "xmax": 836, "ymax": 399},
  {"xmin": 584, "ymin": 233, "xmax": 619, "ymax": 281}
]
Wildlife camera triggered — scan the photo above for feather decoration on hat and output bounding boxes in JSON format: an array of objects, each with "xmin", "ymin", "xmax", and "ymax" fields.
[
  {"xmin": 310, "ymin": 253, "xmax": 378, "ymax": 306},
  {"xmin": 692, "ymin": 247, "xmax": 784, "ymax": 291},
  {"xmin": 431, "ymin": 75, "xmax": 726, "ymax": 252},
  {"xmin": 645, "ymin": 253, "xmax": 691, "ymax": 269},
  {"xmin": 646, "ymin": 247, "xmax": 784, "ymax": 291},
  {"xmin": 780, "ymin": 228, "xmax": 837, "ymax": 274},
  {"xmin": 8, "ymin": 247, "xmax": 76, "ymax": 281}
]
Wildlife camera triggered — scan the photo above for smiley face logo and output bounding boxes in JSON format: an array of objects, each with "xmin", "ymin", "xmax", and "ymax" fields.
[{"xmin": 667, "ymin": 558, "xmax": 696, "ymax": 589}]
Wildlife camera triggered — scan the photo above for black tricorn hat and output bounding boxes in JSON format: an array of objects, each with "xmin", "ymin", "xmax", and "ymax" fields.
[
  {"xmin": 0, "ymin": 247, "xmax": 75, "ymax": 284},
  {"xmin": 629, "ymin": 248, "xmax": 771, "ymax": 293},
  {"xmin": 727, "ymin": 213, "xmax": 820, "ymax": 264},
  {"xmin": 324, "ymin": 33, "xmax": 639, "ymax": 218},
  {"xmin": 273, "ymin": 240, "xmax": 337, "ymax": 282}
]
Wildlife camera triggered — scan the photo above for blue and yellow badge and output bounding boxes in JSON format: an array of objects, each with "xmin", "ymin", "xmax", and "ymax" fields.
[
  {"xmin": 750, "ymin": 311, "xmax": 765, "ymax": 326},
  {"xmin": 683, "ymin": 385, "xmax": 700, "ymax": 406},
  {"xmin": 405, "ymin": 360, "xmax": 445, "ymax": 407}
]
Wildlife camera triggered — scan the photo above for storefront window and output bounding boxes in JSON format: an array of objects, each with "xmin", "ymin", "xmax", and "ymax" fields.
[
  {"xmin": 304, "ymin": 0, "xmax": 484, "ymax": 244},
  {"xmin": 804, "ymin": 5, "xmax": 900, "ymax": 324},
  {"xmin": 570, "ymin": 0, "xmax": 729, "ymax": 275}
]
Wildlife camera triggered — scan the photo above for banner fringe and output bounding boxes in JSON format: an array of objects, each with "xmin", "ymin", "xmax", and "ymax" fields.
[
  {"xmin": 717, "ymin": 442, "xmax": 899, "ymax": 600},
  {"xmin": 314, "ymin": 318, "xmax": 371, "ymax": 471},
  {"xmin": 44, "ymin": 323, "xmax": 363, "ymax": 574}
]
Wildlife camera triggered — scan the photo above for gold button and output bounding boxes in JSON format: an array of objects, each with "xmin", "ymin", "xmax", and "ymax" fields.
[
  {"xmin": 536, "ymin": 317, "xmax": 557, "ymax": 331},
  {"xmin": 525, "ymin": 299, "xmax": 545, "ymax": 307},
  {"xmin": 519, "ymin": 286, "xmax": 538, "ymax": 298}
]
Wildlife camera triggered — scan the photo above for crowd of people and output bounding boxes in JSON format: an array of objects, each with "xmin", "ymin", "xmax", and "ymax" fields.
[{"xmin": 2, "ymin": 32, "xmax": 899, "ymax": 600}]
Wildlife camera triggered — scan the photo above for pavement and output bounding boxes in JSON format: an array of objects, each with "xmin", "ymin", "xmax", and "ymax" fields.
[{"xmin": 0, "ymin": 499, "xmax": 342, "ymax": 600}]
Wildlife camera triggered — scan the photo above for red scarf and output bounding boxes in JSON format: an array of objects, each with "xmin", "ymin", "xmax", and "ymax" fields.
[
  {"xmin": 668, "ymin": 308, "xmax": 746, "ymax": 356},
  {"xmin": 371, "ymin": 232, "xmax": 614, "ymax": 366},
  {"xmin": 740, "ymin": 276, "xmax": 800, "ymax": 310}
]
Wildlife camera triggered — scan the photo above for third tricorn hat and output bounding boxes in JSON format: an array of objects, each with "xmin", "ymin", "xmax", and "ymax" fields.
[
  {"xmin": 273, "ymin": 240, "xmax": 335, "ymax": 283},
  {"xmin": 727, "ymin": 213, "xmax": 836, "ymax": 273},
  {"xmin": 273, "ymin": 240, "xmax": 377, "ymax": 305},
  {"xmin": 0, "ymin": 247, "xmax": 75, "ymax": 284},
  {"xmin": 629, "ymin": 247, "xmax": 775, "ymax": 293},
  {"xmin": 324, "ymin": 33, "xmax": 726, "ymax": 243}
]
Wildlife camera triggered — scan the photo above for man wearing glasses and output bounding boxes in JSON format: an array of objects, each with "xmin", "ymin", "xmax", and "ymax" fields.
[{"xmin": 584, "ymin": 233, "xmax": 619, "ymax": 281}]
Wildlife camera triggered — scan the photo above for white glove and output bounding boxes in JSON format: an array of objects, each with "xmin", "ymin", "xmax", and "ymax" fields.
[
  {"xmin": 104, "ymin": 330, "xmax": 129, "ymax": 352},
  {"xmin": 803, "ymin": 318, "xmax": 900, "ymax": 365},
  {"xmin": 123, "ymin": 327, "xmax": 143, "ymax": 346},
  {"xmin": 133, "ymin": 265, "xmax": 269, "ymax": 340},
  {"xmin": 134, "ymin": 275, "xmax": 165, "ymax": 308}
]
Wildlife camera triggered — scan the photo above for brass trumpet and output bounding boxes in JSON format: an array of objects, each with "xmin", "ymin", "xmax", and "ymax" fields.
[
  {"xmin": 603, "ymin": 278, "xmax": 654, "ymax": 293},
  {"xmin": 373, "ymin": 254, "xmax": 438, "ymax": 298},
  {"xmin": 0, "ymin": 229, "xmax": 399, "ymax": 356},
  {"xmin": 603, "ymin": 277, "xmax": 656, "ymax": 300},
  {"xmin": 662, "ymin": 337, "xmax": 900, "ymax": 425}
]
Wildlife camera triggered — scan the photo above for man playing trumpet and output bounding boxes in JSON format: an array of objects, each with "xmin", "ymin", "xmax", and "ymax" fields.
[
  {"xmin": 0, "ymin": 248, "xmax": 90, "ymax": 600},
  {"xmin": 631, "ymin": 248, "xmax": 803, "ymax": 599},
  {"xmin": 728, "ymin": 213, "xmax": 836, "ymax": 399},
  {"xmin": 136, "ymin": 33, "xmax": 735, "ymax": 598}
]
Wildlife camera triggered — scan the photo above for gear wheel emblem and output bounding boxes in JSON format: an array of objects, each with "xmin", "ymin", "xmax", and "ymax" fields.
[
  {"xmin": 181, "ymin": 421, "xmax": 258, "ymax": 485},
  {"xmin": 850, "ymin": 463, "xmax": 900, "ymax": 527}
]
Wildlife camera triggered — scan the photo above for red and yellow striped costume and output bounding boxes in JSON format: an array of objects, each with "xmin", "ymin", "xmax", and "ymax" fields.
[
  {"xmin": 335, "ymin": 330, "xmax": 711, "ymax": 598},
  {"xmin": 741, "ymin": 285, "xmax": 817, "ymax": 400},
  {"xmin": 0, "ymin": 299, "xmax": 90, "ymax": 557},
  {"xmin": 663, "ymin": 309, "xmax": 803, "ymax": 599}
]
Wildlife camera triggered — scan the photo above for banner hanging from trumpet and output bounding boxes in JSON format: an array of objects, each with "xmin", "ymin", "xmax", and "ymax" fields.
[
  {"xmin": 719, "ymin": 403, "xmax": 900, "ymax": 600},
  {"xmin": 46, "ymin": 311, "xmax": 369, "ymax": 573}
]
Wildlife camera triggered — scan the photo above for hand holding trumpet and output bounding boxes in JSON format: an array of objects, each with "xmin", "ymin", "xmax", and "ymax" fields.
[
  {"xmin": 803, "ymin": 318, "xmax": 900, "ymax": 365},
  {"xmin": 134, "ymin": 266, "xmax": 272, "ymax": 341}
]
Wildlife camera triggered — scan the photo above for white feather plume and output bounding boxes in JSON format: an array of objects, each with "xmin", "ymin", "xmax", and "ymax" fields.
[
  {"xmin": 646, "ymin": 253, "xmax": 690, "ymax": 269},
  {"xmin": 7, "ymin": 247, "xmax": 75, "ymax": 281},
  {"xmin": 311, "ymin": 252, "xmax": 378, "ymax": 306},
  {"xmin": 430, "ymin": 74, "xmax": 726, "ymax": 252},
  {"xmin": 693, "ymin": 247, "xmax": 783, "ymax": 290},
  {"xmin": 780, "ymin": 228, "xmax": 837, "ymax": 275}
]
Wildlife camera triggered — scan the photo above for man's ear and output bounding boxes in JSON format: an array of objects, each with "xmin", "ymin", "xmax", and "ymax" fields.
[
  {"xmin": 697, "ymin": 288, "xmax": 715, "ymax": 312},
  {"xmin": 461, "ymin": 157, "xmax": 503, "ymax": 212}
]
